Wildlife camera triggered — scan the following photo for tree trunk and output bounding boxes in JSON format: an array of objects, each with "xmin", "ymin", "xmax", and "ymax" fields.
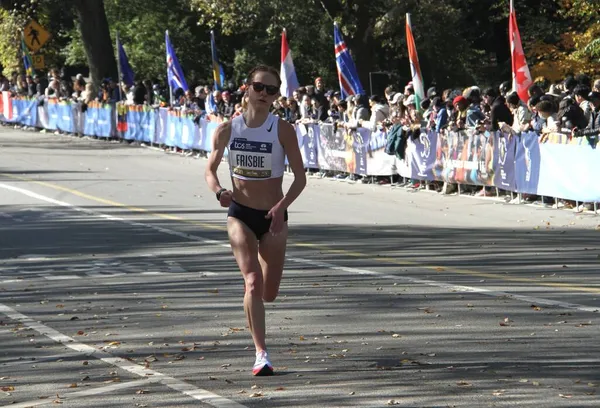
[{"xmin": 72, "ymin": 0, "xmax": 117, "ymax": 85}]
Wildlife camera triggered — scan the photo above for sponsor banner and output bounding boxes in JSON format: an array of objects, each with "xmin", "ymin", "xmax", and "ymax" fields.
[
  {"xmin": 493, "ymin": 132, "xmax": 517, "ymax": 191},
  {"xmin": 56, "ymin": 101, "xmax": 75, "ymax": 133},
  {"xmin": 46, "ymin": 98, "xmax": 59, "ymax": 130},
  {"xmin": 409, "ymin": 130, "xmax": 437, "ymax": 180},
  {"xmin": 536, "ymin": 135, "xmax": 600, "ymax": 202},
  {"xmin": 8, "ymin": 98, "xmax": 37, "ymax": 126},
  {"xmin": 365, "ymin": 128, "xmax": 396, "ymax": 176},
  {"xmin": 94, "ymin": 103, "xmax": 113, "ymax": 138},
  {"xmin": 2, "ymin": 94, "xmax": 599, "ymax": 202},
  {"xmin": 154, "ymin": 108, "xmax": 168, "ymax": 145},
  {"xmin": 433, "ymin": 130, "xmax": 495, "ymax": 186},
  {"xmin": 296, "ymin": 123, "xmax": 319, "ymax": 169}
]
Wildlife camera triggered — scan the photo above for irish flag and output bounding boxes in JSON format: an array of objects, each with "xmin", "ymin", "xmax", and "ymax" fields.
[
  {"xmin": 406, "ymin": 13, "xmax": 425, "ymax": 110},
  {"xmin": 280, "ymin": 28, "xmax": 299, "ymax": 99}
]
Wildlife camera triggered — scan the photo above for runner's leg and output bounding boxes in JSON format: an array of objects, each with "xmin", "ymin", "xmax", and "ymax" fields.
[
  {"xmin": 227, "ymin": 217, "xmax": 266, "ymax": 353},
  {"xmin": 259, "ymin": 222, "xmax": 288, "ymax": 302}
]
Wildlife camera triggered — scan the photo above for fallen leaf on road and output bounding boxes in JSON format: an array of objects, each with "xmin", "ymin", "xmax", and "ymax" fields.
[
  {"xmin": 531, "ymin": 305, "xmax": 542, "ymax": 311},
  {"xmin": 68, "ymin": 383, "xmax": 77, "ymax": 388},
  {"xmin": 76, "ymin": 330, "xmax": 85, "ymax": 336},
  {"xmin": 1, "ymin": 386, "xmax": 15, "ymax": 392},
  {"xmin": 208, "ymin": 289, "xmax": 219, "ymax": 294},
  {"xmin": 136, "ymin": 389, "xmax": 149, "ymax": 394},
  {"xmin": 251, "ymin": 385, "xmax": 260, "ymax": 390},
  {"xmin": 457, "ymin": 381, "xmax": 472, "ymax": 387},
  {"xmin": 221, "ymin": 364, "xmax": 231, "ymax": 368},
  {"xmin": 56, "ymin": 304, "xmax": 64, "ymax": 309},
  {"xmin": 519, "ymin": 379, "xmax": 528, "ymax": 383},
  {"xmin": 392, "ymin": 334, "xmax": 401, "ymax": 338},
  {"xmin": 249, "ymin": 392, "xmax": 263, "ymax": 398},
  {"xmin": 275, "ymin": 387, "xmax": 285, "ymax": 391},
  {"xmin": 492, "ymin": 390, "xmax": 506, "ymax": 396},
  {"xmin": 349, "ymin": 391, "xmax": 355, "ymax": 395},
  {"xmin": 387, "ymin": 400, "xmax": 400, "ymax": 405},
  {"xmin": 559, "ymin": 394, "xmax": 572, "ymax": 398},
  {"xmin": 533, "ymin": 381, "xmax": 541, "ymax": 386},
  {"xmin": 435, "ymin": 267, "xmax": 445, "ymax": 272}
]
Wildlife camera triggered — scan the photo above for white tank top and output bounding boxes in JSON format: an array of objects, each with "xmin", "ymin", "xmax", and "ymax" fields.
[{"xmin": 227, "ymin": 113, "xmax": 285, "ymax": 180}]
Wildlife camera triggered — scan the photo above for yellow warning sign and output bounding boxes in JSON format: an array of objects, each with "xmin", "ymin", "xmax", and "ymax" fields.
[
  {"xmin": 23, "ymin": 19, "xmax": 51, "ymax": 52},
  {"xmin": 32, "ymin": 54, "xmax": 45, "ymax": 70}
]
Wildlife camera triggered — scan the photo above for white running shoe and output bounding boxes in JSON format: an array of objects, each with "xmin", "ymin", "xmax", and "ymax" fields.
[{"xmin": 252, "ymin": 350, "xmax": 274, "ymax": 376}]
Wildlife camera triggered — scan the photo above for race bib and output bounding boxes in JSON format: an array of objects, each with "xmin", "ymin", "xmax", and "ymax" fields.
[{"xmin": 230, "ymin": 138, "xmax": 273, "ymax": 178}]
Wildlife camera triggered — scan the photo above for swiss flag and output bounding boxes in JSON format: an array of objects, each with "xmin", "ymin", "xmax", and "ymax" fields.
[{"xmin": 509, "ymin": 0, "xmax": 532, "ymax": 103}]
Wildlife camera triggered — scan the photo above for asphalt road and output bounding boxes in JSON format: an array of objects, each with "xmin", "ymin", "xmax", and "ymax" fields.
[{"xmin": 0, "ymin": 126, "xmax": 599, "ymax": 408}]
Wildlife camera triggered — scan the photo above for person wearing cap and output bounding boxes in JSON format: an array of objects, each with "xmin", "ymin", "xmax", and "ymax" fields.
[
  {"xmin": 573, "ymin": 91, "xmax": 600, "ymax": 139},
  {"xmin": 594, "ymin": 79, "xmax": 600, "ymax": 93}
]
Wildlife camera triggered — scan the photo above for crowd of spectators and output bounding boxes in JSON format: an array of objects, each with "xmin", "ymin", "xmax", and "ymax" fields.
[{"xmin": 1, "ymin": 67, "xmax": 599, "ymax": 210}]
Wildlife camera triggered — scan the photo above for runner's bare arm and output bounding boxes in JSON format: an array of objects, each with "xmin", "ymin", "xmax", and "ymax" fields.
[
  {"xmin": 204, "ymin": 122, "xmax": 232, "ymax": 194},
  {"xmin": 277, "ymin": 119, "xmax": 307, "ymax": 210}
]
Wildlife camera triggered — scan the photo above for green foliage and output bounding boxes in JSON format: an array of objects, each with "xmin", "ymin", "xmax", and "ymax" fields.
[
  {"xmin": 1, "ymin": 0, "xmax": 598, "ymax": 90},
  {"xmin": 0, "ymin": 8, "xmax": 22, "ymax": 75}
]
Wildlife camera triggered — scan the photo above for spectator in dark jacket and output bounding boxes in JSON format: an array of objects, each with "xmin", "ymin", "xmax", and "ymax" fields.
[
  {"xmin": 483, "ymin": 87, "xmax": 513, "ymax": 131},
  {"xmin": 574, "ymin": 92, "xmax": 600, "ymax": 138}
]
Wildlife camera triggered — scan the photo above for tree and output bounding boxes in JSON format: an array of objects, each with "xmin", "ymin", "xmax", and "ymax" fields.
[
  {"xmin": 0, "ymin": 0, "xmax": 117, "ymax": 84},
  {"xmin": 72, "ymin": 0, "xmax": 117, "ymax": 84},
  {"xmin": 0, "ymin": 8, "xmax": 24, "ymax": 75}
]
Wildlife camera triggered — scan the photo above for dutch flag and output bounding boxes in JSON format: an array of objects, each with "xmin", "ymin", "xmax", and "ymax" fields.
[{"xmin": 280, "ymin": 28, "xmax": 299, "ymax": 99}]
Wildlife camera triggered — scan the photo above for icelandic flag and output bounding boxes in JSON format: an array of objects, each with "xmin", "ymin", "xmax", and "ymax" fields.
[
  {"xmin": 280, "ymin": 28, "xmax": 299, "ymax": 98},
  {"xmin": 211, "ymin": 31, "xmax": 225, "ymax": 90},
  {"xmin": 116, "ymin": 33, "xmax": 135, "ymax": 87},
  {"xmin": 165, "ymin": 30, "xmax": 189, "ymax": 92},
  {"xmin": 333, "ymin": 22, "xmax": 363, "ymax": 99},
  {"xmin": 509, "ymin": 0, "xmax": 533, "ymax": 102},
  {"xmin": 406, "ymin": 13, "xmax": 425, "ymax": 111}
]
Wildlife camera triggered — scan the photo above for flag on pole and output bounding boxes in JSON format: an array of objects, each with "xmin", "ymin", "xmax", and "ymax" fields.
[
  {"xmin": 333, "ymin": 22, "xmax": 363, "ymax": 99},
  {"xmin": 21, "ymin": 32, "xmax": 35, "ymax": 77},
  {"xmin": 210, "ymin": 31, "xmax": 224, "ymax": 90},
  {"xmin": 280, "ymin": 28, "xmax": 299, "ymax": 98},
  {"xmin": 116, "ymin": 32, "xmax": 135, "ymax": 87},
  {"xmin": 405, "ymin": 13, "xmax": 425, "ymax": 111},
  {"xmin": 165, "ymin": 30, "xmax": 189, "ymax": 93},
  {"xmin": 509, "ymin": 0, "xmax": 533, "ymax": 103}
]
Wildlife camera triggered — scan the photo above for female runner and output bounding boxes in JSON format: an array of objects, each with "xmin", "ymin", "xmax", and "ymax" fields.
[{"xmin": 204, "ymin": 65, "xmax": 307, "ymax": 376}]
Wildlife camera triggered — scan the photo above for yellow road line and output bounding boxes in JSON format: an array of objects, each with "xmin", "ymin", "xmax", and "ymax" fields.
[{"xmin": 2, "ymin": 172, "xmax": 599, "ymax": 294}]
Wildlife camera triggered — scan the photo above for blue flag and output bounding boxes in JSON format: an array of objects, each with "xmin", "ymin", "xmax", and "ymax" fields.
[
  {"xmin": 333, "ymin": 23, "xmax": 363, "ymax": 99},
  {"xmin": 165, "ymin": 30, "xmax": 189, "ymax": 92},
  {"xmin": 117, "ymin": 35, "xmax": 135, "ymax": 87},
  {"xmin": 211, "ymin": 31, "xmax": 224, "ymax": 90}
]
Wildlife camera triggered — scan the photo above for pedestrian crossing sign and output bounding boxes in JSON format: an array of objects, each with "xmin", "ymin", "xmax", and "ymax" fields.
[{"xmin": 23, "ymin": 19, "xmax": 51, "ymax": 52}]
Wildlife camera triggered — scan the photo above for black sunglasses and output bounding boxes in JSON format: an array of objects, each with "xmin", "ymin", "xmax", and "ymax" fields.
[{"xmin": 251, "ymin": 82, "xmax": 279, "ymax": 96}]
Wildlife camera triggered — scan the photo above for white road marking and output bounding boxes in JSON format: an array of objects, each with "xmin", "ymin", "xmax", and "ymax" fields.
[
  {"xmin": 0, "ymin": 183, "xmax": 600, "ymax": 313},
  {"xmin": 7, "ymin": 378, "xmax": 153, "ymax": 408},
  {"xmin": 1, "ymin": 182, "xmax": 598, "ymax": 315},
  {"xmin": 0, "ymin": 303, "xmax": 248, "ymax": 408},
  {"xmin": 39, "ymin": 274, "xmax": 81, "ymax": 280}
]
